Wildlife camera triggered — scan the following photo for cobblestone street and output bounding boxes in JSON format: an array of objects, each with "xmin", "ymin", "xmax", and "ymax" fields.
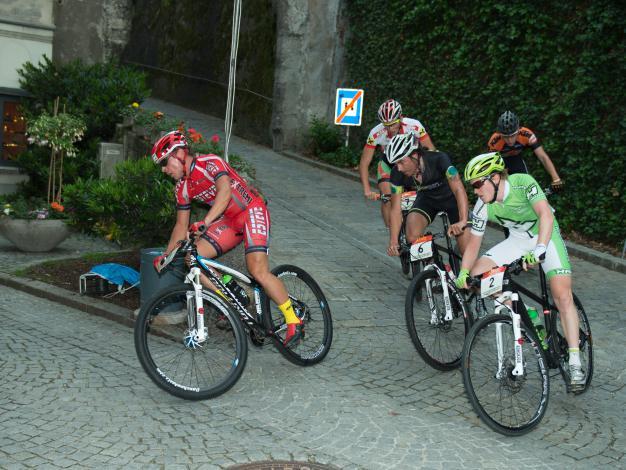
[{"xmin": 1, "ymin": 99, "xmax": 624, "ymax": 469}]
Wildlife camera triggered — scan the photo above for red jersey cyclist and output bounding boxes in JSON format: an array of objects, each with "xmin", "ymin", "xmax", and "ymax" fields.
[
  {"xmin": 151, "ymin": 130, "xmax": 302, "ymax": 345},
  {"xmin": 358, "ymin": 99, "xmax": 436, "ymax": 229},
  {"xmin": 488, "ymin": 111, "xmax": 564, "ymax": 192}
]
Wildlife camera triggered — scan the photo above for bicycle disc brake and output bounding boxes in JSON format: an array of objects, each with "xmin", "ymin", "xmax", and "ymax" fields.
[{"xmin": 183, "ymin": 328, "xmax": 207, "ymax": 349}]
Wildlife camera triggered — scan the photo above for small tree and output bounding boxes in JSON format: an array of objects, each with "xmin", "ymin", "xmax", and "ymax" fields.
[{"xmin": 26, "ymin": 98, "xmax": 86, "ymax": 204}]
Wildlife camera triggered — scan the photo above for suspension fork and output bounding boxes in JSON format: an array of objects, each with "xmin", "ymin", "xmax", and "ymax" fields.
[
  {"xmin": 424, "ymin": 265, "xmax": 455, "ymax": 323},
  {"xmin": 186, "ymin": 267, "xmax": 207, "ymax": 342},
  {"xmin": 494, "ymin": 291, "xmax": 524, "ymax": 376}
]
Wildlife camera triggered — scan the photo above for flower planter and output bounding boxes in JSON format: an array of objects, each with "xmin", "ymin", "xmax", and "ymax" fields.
[{"xmin": 0, "ymin": 218, "xmax": 70, "ymax": 252}]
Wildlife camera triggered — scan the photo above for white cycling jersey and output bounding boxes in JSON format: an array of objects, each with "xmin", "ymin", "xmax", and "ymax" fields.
[{"xmin": 365, "ymin": 117, "xmax": 429, "ymax": 152}]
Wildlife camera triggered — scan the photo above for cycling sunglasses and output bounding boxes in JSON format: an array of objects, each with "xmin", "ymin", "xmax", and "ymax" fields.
[
  {"xmin": 158, "ymin": 158, "xmax": 169, "ymax": 168},
  {"xmin": 383, "ymin": 119, "xmax": 401, "ymax": 127},
  {"xmin": 471, "ymin": 176, "xmax": 491, "ymax": 189}
]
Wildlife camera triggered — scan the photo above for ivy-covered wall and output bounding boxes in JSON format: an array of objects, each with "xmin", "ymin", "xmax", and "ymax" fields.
[
  {"xmin": 345, "ymin": 1, "xmax": 625, "ymax": 246},
  {"xmin": 122, "ymin": 0, "xmax": 275, "ymax": 145}
]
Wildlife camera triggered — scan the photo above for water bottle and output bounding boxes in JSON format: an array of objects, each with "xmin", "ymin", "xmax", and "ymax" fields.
[
  {"xmin": 222, "ymin": 274, "xmax": 250, "ymax": 307},
  {"xmin": 527, "ymin": 307, "xmax": 547, "ymax": 349}
]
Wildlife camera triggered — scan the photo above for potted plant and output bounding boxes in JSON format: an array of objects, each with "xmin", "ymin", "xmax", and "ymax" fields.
[{"xmin": 0, "ymin": 98, "xmax": 86, "ymax": 252}]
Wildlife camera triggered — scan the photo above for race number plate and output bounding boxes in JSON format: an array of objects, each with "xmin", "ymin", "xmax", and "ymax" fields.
[
  {"xmin": 480, "ymin": 266, "xmax": 506, "ymax": 298},
  {"xmin": 400, "ymin": 191, "xmax": 417, "ymax": 211},
  {"xmin": 410, "ymin": 235, "xmax": 433, "ymax": 261}
]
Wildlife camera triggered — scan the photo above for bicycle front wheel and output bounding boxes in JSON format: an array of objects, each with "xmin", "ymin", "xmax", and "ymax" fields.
[
  {"xmin": 405, "ymin": 268, "xmax": 470, "ymax": 370},
  {"xmin": 264, "ymin": 265, "xmax": 333, "ymax": 366},
  {"xmin": 134, "ymin": 286, "xmax": 248, "ymax": 400},
  {"xmin": 462, "ymin": 314, "xmax": 550, "ymax": 436}
]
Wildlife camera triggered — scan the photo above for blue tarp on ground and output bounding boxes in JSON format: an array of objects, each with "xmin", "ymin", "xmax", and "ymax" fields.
[{"xmin": 89, "ymin": 263, "xmax": 140, "ymax": 289}]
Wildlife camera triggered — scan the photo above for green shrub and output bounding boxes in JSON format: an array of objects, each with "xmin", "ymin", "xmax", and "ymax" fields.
[
  {"xmin": 345, "ymin": 0, "xmax": 626, "ymax": 246},
  {"xmin": 18, "ymin": 56, "xmax": 150, "ymax": 141},
  {"xmin": 308, "ymin": 116, "xmax": 343, "ymax": 155},
  {"xmin": 14, "ymin": 137, "xmax": 101, "ymax": 199},
  {"xmin": 319, "ymin": 146, "xmax": 360, "ymax": 168},
  {"xmin": 63, "ymin": 158, "xmax": 175, "ymax": 247}
]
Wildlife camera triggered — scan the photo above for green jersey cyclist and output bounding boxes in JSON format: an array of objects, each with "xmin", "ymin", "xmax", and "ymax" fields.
[{"xmin": 455, "ymin": 152, "xmax": 585, "ymax": 389}]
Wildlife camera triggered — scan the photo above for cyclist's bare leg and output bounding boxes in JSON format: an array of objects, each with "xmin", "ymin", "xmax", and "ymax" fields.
[
  {"xmin": 195, "ymin": 238, "xmax": 220, "ymax": 291},
  {"xmin": 378, "ymin": 181, "xmax": 392, "ymax": 229},
  {"xmin": 405, "ymin": 211, "xmax": 429, "ymax": 243},
  {"xmin": 549, "ymin": 274, "xmax": 580, "ymax": 348},
  {"xmin": 470, "ymin": 256, "xmax": 497, "ymax": 276},
  {"xmin": 455, "ymin": 228, "xmax": 471, "ymax": 254},
  {"xmin": 247, "ymin": 251, "xmax": 301, "ymax": 337},
  {"xmin": 245, "ymin": 251, "xmax": 289, "ymax": 305}
]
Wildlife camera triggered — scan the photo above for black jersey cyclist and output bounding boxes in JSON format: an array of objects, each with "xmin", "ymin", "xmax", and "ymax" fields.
[{"xmin": 385, "ymin": 132, "xmax": 470, "ymax": 257}]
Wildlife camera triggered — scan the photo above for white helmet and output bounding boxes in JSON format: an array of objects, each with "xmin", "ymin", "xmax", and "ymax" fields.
[
  {"xmin": 386, "ymin": 132, "xmax": 420, "ymax": 165},
  {"xmin": 377, "ymin": 99, "xmax": 402, "ymax": 124}
]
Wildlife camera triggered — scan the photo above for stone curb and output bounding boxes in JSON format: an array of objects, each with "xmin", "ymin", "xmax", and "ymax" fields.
[
  {"xmin": 281, "ymin": 150, "xmax": 626, "ymax": 275},
  {"xmin": 0, "ymin": 272, "xmax": 134, "ymax": 327},
  {"xmin": 0, "ymin": 271, "xmax": 402, "ymax": 328}
]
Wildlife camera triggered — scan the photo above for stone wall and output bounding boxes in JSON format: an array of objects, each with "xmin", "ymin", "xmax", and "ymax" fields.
[
  {"xmin": 53, "ymin": 0, "xmax": 132, "ymax": 64},
  {"xmin": 122, "ymin": 0, "xmax": 277, "ymax": 146},
  {"xmin": 48, "ymin": 0, "xmax": 347, "ymax": 151},
  {"xmin": 271, "ymin": 0, "xmax": 347, "ymax": 151}
]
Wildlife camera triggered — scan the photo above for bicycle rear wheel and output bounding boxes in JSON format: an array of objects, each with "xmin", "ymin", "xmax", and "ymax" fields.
[
  {"xmin": 405, "ymin": 268, "xmax": 470, "ymax": 370},
  {"xmin": 552, "ymin": 293, "xmax": 593, "ymax": 394},
  {"xmin": 263, "ymin": 265, "xmax": 333, "ymax": 366},
  {"xmin": 462, "ymin": 314, "xmax": 550, "ymax": 436},
  {"xmin": 134, "ymin": 286, "xmax": 248, "ymax": 400}
]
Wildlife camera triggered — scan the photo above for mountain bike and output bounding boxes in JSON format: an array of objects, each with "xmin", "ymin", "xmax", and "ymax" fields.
[
  {"xmin": 134, "ymin": 230, "xmax": 333, "ymax": 400},
  {"xmin": 461, "ymin": 258, "xmax": 592, "ymax": 436},
  {"xmin": 404, "ymin": 212, "xmax": 483, "ymax": 370}
]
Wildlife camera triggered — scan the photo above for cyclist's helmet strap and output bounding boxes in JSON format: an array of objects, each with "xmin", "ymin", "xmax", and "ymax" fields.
[
  {"xmin": 377, "ymin": 99, "xmax": 402, "ymax": 123},
  {"xmin": 497, "ymin": 110, "xmax": 520, "ymax": 135},
  {"xmin": 386, "ymin": 132, "xmax": 420, "ymax": 165},
  {"xmin": 464, "ymin": 152, "xmax": 505, "ymax": 181},
  {"xmin": 151, "ymin": 130, "xmax": 189, "ymax": 165}
]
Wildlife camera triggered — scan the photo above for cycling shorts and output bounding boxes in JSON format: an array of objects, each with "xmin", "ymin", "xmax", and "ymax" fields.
[
  {"xmin": 483, "ymin": 223, "xmax": 572, "ymax": 280},
  {"xmin": 200, "ymin": 198, "xmax": 270, "ymax": 256},
  {"xmin": 409, "ymin": 193, "xmax": 460, "ymax": 225}
]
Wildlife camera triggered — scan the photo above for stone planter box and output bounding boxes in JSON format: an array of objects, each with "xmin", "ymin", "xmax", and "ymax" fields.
[{"xmin": 0, "ymin": 218, "xmax": 70, "ymax": 252}]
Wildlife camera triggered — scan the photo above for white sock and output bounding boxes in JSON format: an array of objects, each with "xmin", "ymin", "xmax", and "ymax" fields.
[{"xmin": 569, "ymin": 348, "xmax": 581, "ymax": 367}]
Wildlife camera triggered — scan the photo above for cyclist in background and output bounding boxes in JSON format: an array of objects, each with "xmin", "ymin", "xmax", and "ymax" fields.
[
  {"xmin": 359, "ymin": 99, "xmax": 436, "ymax": 229},
  {"xmin": 455, "ymin": 152, "xmax": 585, "ymax": 389},
  {"xmin": 385, "ymin": 132, "xmax": 469, "ymax": 258},
  {"xmin": 151, "ymin": 130, "xmax": 302, "ymax": 345},
  {"xmin": 488, "ymin": 111, "xmax": 564, "ymax": 192}
]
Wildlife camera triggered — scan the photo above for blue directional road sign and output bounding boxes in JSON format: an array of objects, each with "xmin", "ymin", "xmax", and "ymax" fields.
[{"xmin": 335, "ymin": 88, "xmax": 364, "ymax": 126}]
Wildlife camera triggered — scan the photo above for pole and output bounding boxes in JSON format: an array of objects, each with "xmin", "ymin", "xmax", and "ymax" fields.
[{"xmin": 345, "ymin": 126, "xmax": 350, "ymax": 148}]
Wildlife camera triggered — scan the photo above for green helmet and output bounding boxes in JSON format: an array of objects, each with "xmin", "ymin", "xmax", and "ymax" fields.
[{"xmin": 464, "ymin": 152, "xmax": 505, "ymax": 181}]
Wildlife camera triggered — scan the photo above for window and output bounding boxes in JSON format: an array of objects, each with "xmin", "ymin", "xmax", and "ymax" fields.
[{"xmin": 2, "ymin": 99, "xmax": 27, "ymax": 161}]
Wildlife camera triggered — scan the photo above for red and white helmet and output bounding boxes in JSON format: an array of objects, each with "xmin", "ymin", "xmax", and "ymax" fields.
[
  {"xmin": 377, "ymin": 99, "xmax": 402, "ymax": 124},
  {"xmin": 151, "ymin": 130, "xmax": 188, "ymax": 164}
]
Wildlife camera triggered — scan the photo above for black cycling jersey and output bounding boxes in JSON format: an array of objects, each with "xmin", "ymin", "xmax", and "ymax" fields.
[{"xmin": 390, "ymin": 150, "xmax": 455, "ymax": 201}]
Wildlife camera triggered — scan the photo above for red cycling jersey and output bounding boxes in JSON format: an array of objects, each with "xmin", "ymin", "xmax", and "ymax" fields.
[{"xmin": 175, "ymin": 154, "xmax": 270, "ymax": 255}]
